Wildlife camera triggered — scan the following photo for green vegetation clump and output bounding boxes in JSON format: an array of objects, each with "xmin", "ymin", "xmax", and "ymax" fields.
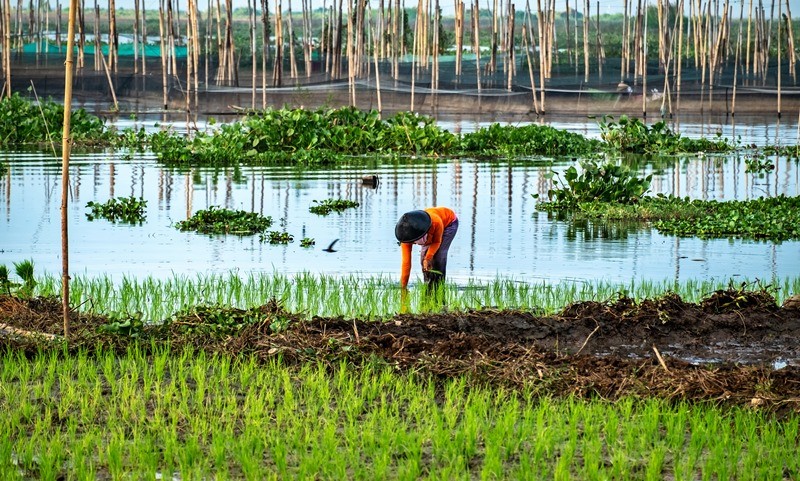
[
  {"xmin": 540, "ymin": 194, "xmax": 800, "ymax": 242},
  {"xmin": 459, "ymin": 122, "xmax": 602, "ymax": 157},
  {"xmin": 175, "ymin": 206, "xmax": 273, "ymax": 235},
  {"xmin": 309, "ymin": 198, "xmax": 360, "ymax": 216},
  {"xmin": 86, "ymin": 196, "xmax": 148, "ymax": 223},
  {"xmin": 540, "ymin": 159, "xmax": 653, "ymax": 206},
  {"xmin": 149, "ymin": 107, "xmax": 458, "ymax": 165},
  {"xmin": 300, "ymin": 237, "xmax": 315, "ymax": 248},
  {"xmin": 0, "ymin": 162, "xmax": 7, "ymax": 177},
  {"xmin": 261, "ymin": 231, "xmax": 294, "ymax": 244},
  {"xmin": 0, "ymin": 92, "xmax": 111, "ymax": 147},
  {"xmin": 599, "ymin": 115, "xmax": 735, "ymax": 154}
]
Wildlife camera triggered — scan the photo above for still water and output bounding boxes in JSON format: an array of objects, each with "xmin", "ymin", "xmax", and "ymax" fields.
[{"xmin": 2, "ymin": 141, "xmax": 798, "ymax": 286}]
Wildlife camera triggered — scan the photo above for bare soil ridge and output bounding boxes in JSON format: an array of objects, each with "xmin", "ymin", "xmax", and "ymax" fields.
[{"xmin": 2, "ymin": 289, "xmax": 799, "ymax": 411}]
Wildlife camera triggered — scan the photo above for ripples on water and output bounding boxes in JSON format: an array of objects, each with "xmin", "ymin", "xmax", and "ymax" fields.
[{"xmin": 1, "ymin": 118, "xmax": 799, "ymax": 286}]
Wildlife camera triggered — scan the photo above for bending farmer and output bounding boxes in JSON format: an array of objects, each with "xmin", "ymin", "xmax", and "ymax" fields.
[{"xmin": 395, "ymin": 207, "xmax": 459, "ymax": 289}]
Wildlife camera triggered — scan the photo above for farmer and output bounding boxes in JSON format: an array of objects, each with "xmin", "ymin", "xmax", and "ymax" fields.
[{"xmin": 395, "ymin": 207, "xmax": 459, "ymax": 290}]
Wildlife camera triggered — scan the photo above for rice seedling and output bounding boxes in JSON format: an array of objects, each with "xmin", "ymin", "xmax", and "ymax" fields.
[{"xmin": 33, "ymin": 271, "xmax": 798, "ymax": 322}]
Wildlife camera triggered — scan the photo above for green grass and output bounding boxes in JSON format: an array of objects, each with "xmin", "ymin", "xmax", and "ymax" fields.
[
  {"xmin": 0, "ymin": 347, "xmax": 797, "ymax": 479},
  {"xmin": 34, "ymin": 272, "xmax": 799, "ymax": 322}
]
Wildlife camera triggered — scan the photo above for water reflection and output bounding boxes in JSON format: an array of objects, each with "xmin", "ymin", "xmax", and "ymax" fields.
[{"xmin": 0, "ymin": 150, "xmax": 798, "ymax": 286}]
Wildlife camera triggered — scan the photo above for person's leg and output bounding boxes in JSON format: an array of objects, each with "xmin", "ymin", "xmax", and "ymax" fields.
[{"xmin": 423, "ymin": 219, "xmax": 458, "ymax": 288}]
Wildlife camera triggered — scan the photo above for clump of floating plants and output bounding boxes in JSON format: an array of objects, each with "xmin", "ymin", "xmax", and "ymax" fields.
[
  {"xmin": 86, "ymin": 196, "xmax": 148, "ymax": 224},
  {"xmin": 459, "ymin": 122, "xmax": 602, "ymax": 157},
  {"xmin": 537, "ymin": 158, "xmax": 800, "ymax": 241},
  {"xmin": 300, "ymin": 237, "xmax": 315, "ymax": 248},
  {"xmin": 261, "ymin": 231, "xmax": 294, "ymax": 244},
  {"xmin": 0, "ymin": 92, "xmax": 112, "ymax": 147},
  {"xmin": 599, "ymin": 115, "xmax": 735, "ymax": 154},
  {"xmin": 175, "ymin": 206, "xmax": 273, "ymax": 235},
  {"xmin": 309, "ymin": 199, "xmax": 360, "ymax": 216}
]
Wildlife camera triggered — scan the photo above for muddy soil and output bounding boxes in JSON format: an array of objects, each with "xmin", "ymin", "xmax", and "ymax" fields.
[{"xmin": 2, "ymin": 290, "xmax": 800, "ymax": 410}]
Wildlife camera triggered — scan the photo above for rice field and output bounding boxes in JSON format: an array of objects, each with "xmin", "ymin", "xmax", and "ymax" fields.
[
  {"xmin": 34, "ymin": 272, "xmax": 800, "ymax": 322},
  {"xmin": 1, "ymin": 347, "xmax": 798, "ymax": 480}
]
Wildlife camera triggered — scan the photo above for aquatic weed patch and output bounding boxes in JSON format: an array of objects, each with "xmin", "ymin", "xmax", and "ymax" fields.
[
  {"xmin": 86, "ymin": 196, "xmax": 148, "ymax": 224},
  {"xmin": 599, "ymin": 115, "xmax": 735, "ymax": 154},
  {"xmin": 0, "ymin": 92, "xmax": 111, "ymax": 147},
  {"xmin": 539, "ymin": 158, "xmax": 653, "ymax": 206},
  {"xmin": 175, "ymin": 206, "xmax": 273, "ymax": 235},
  {"xmin": 309, "ymin": 198, "xmax": 360, "ymax": 216},
  {"xmin": 459, "ymin": 122, "xmax": 601, "ymax": 157},
  {"xmin": 539, "ymin": 194, "xmax": 800, "ymax": 241}
]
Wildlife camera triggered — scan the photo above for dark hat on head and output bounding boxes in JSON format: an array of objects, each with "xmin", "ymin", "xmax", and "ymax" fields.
[{"xmin": 395, "ymin": 210, "xmax": 431, "ymax": 243}]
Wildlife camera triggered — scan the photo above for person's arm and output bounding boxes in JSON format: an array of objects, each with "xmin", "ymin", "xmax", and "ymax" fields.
[{"xmin": 400, "ymin": 242, "xmax": 413, "ymax": 288}]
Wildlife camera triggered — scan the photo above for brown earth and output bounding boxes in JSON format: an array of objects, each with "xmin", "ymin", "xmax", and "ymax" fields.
[{"xmin": 2, "ymin": 289, "xmax": 800, "ymax": 412}]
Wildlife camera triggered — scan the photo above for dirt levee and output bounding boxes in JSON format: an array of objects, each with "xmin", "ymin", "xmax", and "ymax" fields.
[{"xmin": 2, "ymin": 290, "xmax": 800, "ymax": 410}]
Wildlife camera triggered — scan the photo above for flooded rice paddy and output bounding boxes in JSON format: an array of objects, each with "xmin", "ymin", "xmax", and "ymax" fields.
[{"xmin": 1, "ymin": 116, "xmax": 799, "ymax": 287}]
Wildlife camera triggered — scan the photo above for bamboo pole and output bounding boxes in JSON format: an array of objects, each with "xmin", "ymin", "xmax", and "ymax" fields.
[
  {"xmin": 676, "ymin": 0, "xmax": 684, "ymax": 112},
  {"xmin": 3, "ymin": 0, "xmax": 10, "ymax": 97},
  {"xmin": 273, "ymin": 0, "xmax": 283, "ymax": 85},
  {"xmin": 472, "ymin": 0, "xmax": 480, "ymax": 93},
  {"xmin": 521, "ymin": 15, "xmax": 539, "ymax": 113},
  {"xmin": 159, "ymin": 0, "xmax": 168, "ymax": 107},
  {"xmin": 261, "ymin": 0, "xmax": 269, "ymax": 106},
  {"xmin": 746, "ymin": 0, "xmax": 752, "ymax": 79},
  {"xmin": 582, "ymin": 0, "xmax": 588, "ymax": 81},
  {"xmin": 142, "ymin": 0, "xmax": 147, "ymax": 76},
  {"xmin": 250, "ymin": 0, "xmax": 256, "ymax": 107},
  {"xmin": 108, "ymin": 0, "xmax": 116, "ymax": 71},
  {"xmin": 777, "ymin": 0, "xmax": 781, "ymax": 116},
  {"xmin": 732, "ymin": 0, "xmax": 743, "ymax": 115},
  {"xmin": 287, "ymin": 0, "xmax": 297, "ymax": 78},
  {"xmin": 61, "ymin": 0, "xmax": 79, "ymax": 338},
  {"xmin": 785, "ymin": 0, "xmax": 796, "ymax": 80},
  {"xmin": 134, "ymin": 0, "xmax": 139, "ymax": 74}
]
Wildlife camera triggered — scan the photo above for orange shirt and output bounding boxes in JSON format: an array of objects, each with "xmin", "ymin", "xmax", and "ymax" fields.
[{"xmin": 400, "ymin": 206, "xmax": 457, "ymax": 288}]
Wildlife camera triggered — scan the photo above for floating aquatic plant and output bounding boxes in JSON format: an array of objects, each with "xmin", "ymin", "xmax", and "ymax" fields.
[
  {"xmin": 175, "ymin": 206, "xmax": 273, "ymax": 235},
  {"xmin": 309, "ymin": 199, "xmax": 360, "ymax": 216},
  {"xmin": 86, "ymin": 197, "xmax": 148, "ymax": 224}
]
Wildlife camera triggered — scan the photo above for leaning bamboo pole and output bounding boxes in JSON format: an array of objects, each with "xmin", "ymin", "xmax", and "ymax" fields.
[
  {"xmin": 521, "ymin": 12, "xmax": 539, "ymax": 113},
  {"xmin": 61, "ymin": 0, "xmax": 79, "ymax": 338},
  {"xmin": 784, "ymin": 0, "xmax": 796, "ymax": 81}
]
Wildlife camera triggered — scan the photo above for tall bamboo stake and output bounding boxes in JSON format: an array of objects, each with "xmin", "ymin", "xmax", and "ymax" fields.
[
  {"xmin": 777, "ymin": 0, "xmax": 781, "ymax": 116},
  {"xmin": 261, "ymin": 0, "xmax": 269, "ymax": 106},
  {"xmin": 732, "ymin": 0, "xmax": 743, "ymax": 115},
  {"xmin": 61, "ymin": 0, "xmax": 79, "ymax": 338},
  {"xmin": 785, "ymin": 0, "xmax": 796, "ymax": 80},
  {"xmin": 158, "ymin": 0, "xmax": 168, "ymax": 107},
  {"xmin": 582, "ymin": 0, "xmax": 588, "ymax": 81},
  {"xmin": 250, "ymin": 0, "xmax": 256, "ymax": 107},
  {"xmin": 3, "ymin": 0, "xmax": 10, "ymax": 97}
]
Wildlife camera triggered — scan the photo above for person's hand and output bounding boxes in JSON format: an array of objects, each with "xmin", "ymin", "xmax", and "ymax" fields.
[{"xmin": 422, "ymin": 258, "xmax": 431, "ymax": 272}]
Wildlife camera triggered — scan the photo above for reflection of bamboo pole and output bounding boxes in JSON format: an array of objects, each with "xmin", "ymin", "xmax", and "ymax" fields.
[{"xmin": 62, "ymin": 0, "xmax": 79, "ymax": 338}]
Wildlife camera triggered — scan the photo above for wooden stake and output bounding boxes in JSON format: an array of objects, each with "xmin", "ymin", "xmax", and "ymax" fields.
[{"xmin": 61, "ymin": 0, "xmax": 79, "ymax": 338}]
